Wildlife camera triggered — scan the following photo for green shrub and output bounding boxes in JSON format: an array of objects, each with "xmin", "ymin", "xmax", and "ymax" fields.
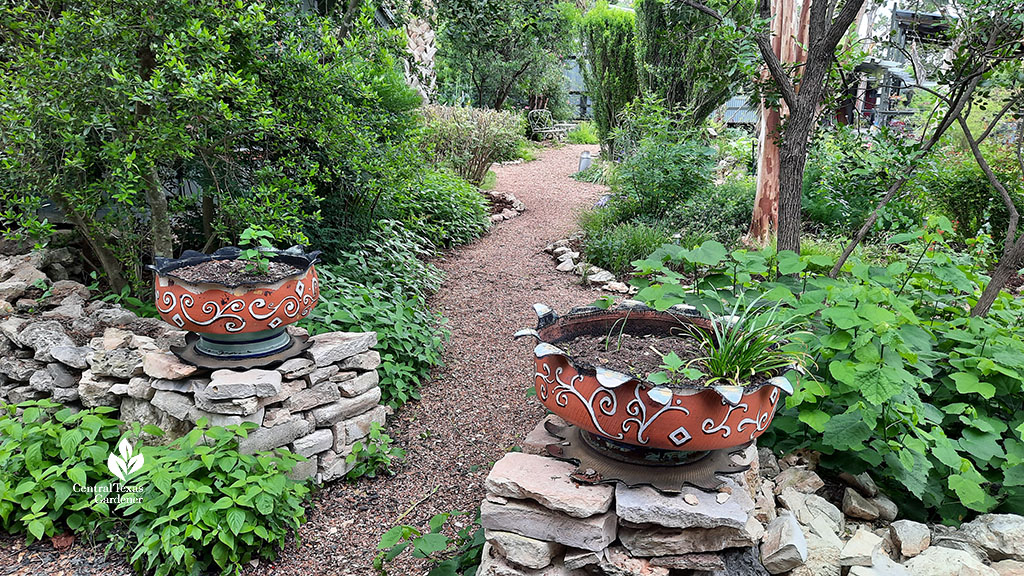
[
  {"xmin": 612, "ymin": 137, "xmax": 715, "ymax": 218},
  {"xmin": 116, "ymin": 422, "xmax": 310, "ymax": 576},
  {"xmin": 802, "ymin": 127, "xmax": 921, "ymax": 235},
  {"xmin": 580, "ymin": 2, "xmax": 638, "ymax": 156},
  {"xmin": 383, "ymin": 170, "xmax": 491, "ymax": 248},
  {"xmin": 331, "ymin": 220, "xmax": 444, "ymax": 299},
  {"xmin": 345, "ymin": 422, "xmax": 405, "ymax": 481},
  {"xmin": 913, "ymin": 148, "xmax": 1022, "ymax": 243},
  {"xmin": 0, "ymin": 402, "xmax": 122, "ymax": 543},
  {"xmin": 303, "ymin": 269, "xmax": 447, "ymax": 407},
  {"xmin": 631, "ymin": 226, "xmax": 1024, "ymax": 524},
  {"xmin": 422, "ymin": 105, "xmax": 527, "ymax": 184},
  {"xmin": 665, "ymin": 178, "xmax": 755, "ymax": 246},
  {"xmin": 567, "ymin": 121, "xmax": 600, "ymax": 145},
  {"xmin": 582, "ymin": 215, "xmax": 668, "ymax": 276}
]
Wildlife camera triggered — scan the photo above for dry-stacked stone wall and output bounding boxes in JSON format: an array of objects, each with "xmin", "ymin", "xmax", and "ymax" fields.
[
  {"xmin": 0, "ymin": 249, "xmax": 386, "ymax": 483},
  {"xmin": 476, "ymin": 415, "xmax": 767, "ymax": 575}
]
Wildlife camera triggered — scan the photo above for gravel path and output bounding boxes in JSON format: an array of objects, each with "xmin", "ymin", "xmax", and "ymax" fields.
[
  {"xmin": 262, "ymin": 143, "xmax": 606, "ymax": 576},
  {"xmin": 0, "ymin": 143, "xmax": 606, "ymax": 576}
]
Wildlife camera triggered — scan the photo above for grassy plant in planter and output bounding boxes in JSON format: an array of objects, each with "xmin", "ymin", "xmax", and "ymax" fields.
[
  {"xmin": 647, "ymin": 296, "xmax": 811, "ymax": 389},
  {"xmin": 516, "ymin": 300, "xmax": 797, "ymax": 455}
]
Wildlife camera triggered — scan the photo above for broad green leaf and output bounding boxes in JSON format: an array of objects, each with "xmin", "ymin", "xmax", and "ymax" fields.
[
  {"xmin": 951, "ymin": 372, "xmax": 995, "ymax": 399},
  {"xmin": 823, "ymin": 411, "xmax": 873, "ymax": 452},
  {"xmin": 413, "ymin": 532, "xmax": 449, "ymax": 556},
  {"xmin": 798, "ymin": 409, "xmax": 830, "ymax": 432},
  {"xmin": 225, "ymin": 508, "xmax": 245, "ymax": 536}
]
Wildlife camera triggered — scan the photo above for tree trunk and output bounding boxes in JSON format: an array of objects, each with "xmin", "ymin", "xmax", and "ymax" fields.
[
  {"xmin": 65, "ymin": 210, "xmax": 129, "ymax": 293},
  {"xmin": 747, "ymin": 0, "xmax": 803, "ymax": 245},
  {"xmin": 144, "ymin": 165, "xmax": 174, "ymax": 258},
  {"xmin": 973, "ymin": 241, "xmax": 1023, "ymax": 316}
]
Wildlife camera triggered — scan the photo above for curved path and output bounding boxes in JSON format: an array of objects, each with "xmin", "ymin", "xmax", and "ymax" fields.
[
  {"xmin": 0, "ymin": 144, "xmax": 605, "ymax": 576},
  {"xmin": 265, "ymin": 143, "xmax": 606, "ymax": 575}
]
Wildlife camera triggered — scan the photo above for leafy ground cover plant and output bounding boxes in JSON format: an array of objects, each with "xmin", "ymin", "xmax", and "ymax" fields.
[
  {"xmin": 331, "ymin": 221, "xmax": 444, "ymax": 300},
  {"xmin": 0, "ymin": 405, "xmax": 311, "ymax": 576},
  {"xmin": 114, "ymin": 422, "xmax": 310, "ymax": 576},
  {"xmin": 302, "ymin": 268, "xmax": 447, "ymax": 407},
  {"xmin": 381, "ymin": 171, "xmax": 491, "ymax": 249},
  {"xmin": 567, "ymin": 122, "xmax": 600, "ymax": 145},
  {"xmin": 629, "ymin": 222, "xmax": 1024, "ymax": 523},
  {"xmin": 345, "ymin": 422, "xmax": 406, "ymax": 481},
  {"xmin": 0, "ymin": 401, "xmax": 123, "ymax": 543},
  {"xmin": 376, "ymin": 510, "xmax": 484, "ymax": 576}
]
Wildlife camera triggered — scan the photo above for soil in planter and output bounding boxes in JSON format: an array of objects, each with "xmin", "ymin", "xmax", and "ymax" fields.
[
  {"xmin": 171, "ymin": 259, "xmax": 302, "ymax": 285},
  {"xmin": 560, "ymin": 332, "xmax": 714, "ymax": 387}
]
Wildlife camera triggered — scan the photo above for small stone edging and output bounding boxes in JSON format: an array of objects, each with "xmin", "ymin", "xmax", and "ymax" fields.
[
  {"xmin": 543, "ymin": 237, "xmax": 633, "ymax": 295},
  {"xmin": 485, "ymin": 189, "xmax": 526, "ymax": 223},
  {"xmin": 0, "ymin": 249, "xmax": 387, "ymax": 483},
  {"xmin": 474, "ymin": 415, "xmax": 1024, "ymax": 576}
]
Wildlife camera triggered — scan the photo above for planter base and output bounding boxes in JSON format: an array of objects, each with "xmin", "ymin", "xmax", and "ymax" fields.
[
  {"xmin": 544, "ymin": 420, "xmax": 752, "ymax": 493},
  {"xmin": 171, "ymin": 330, "xmax": 311, "ymax": 370}
]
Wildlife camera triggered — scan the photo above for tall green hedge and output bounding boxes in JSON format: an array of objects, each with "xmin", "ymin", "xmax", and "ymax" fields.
[
  {"xmin": 580, "ymin": 2, "xmax": 639, "ymax": 158},
  {"xmin": 634, "ymin": 0, "xmax": 756, "ymax": 127}
]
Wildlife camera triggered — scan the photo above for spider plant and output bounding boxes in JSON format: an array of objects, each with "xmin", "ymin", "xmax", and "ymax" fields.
[{"xmin": 686, "ymin": 295, "xmax": 811, "ymax": 386}]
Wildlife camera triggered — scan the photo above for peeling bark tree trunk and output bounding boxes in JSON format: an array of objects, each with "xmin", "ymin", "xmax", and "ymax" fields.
[{"xmin": 747, "ymin": 0, "xmax": 811, "ymax": 246}]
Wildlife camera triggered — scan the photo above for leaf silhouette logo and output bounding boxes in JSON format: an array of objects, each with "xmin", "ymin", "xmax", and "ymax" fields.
[{"xmin": 107, "ymin": 438, "xmax": 144, "ymax": 482}]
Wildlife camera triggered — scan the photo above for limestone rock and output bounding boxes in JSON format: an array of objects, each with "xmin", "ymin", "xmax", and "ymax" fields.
[
  {"xmin": 840, "ymin": 529, "xmax": 883, "ymax": 567},
  {"xmin": 143, "ymin": 352, "xmax": 198, "ymax": 380},
  {"xmin": 843, "ymin": 488, "xmax": 880, "ymax": 521},
  {"xmin": 307, "ymin": 364, "xmax": 339, "ymax": 385},
  {"xmin": 337, "ymin": 350, "xmax": 381, "ymax": 371},
  {"xmin": 341, "ymin": 405, "xmax": 387, "ymax": 444},
  {"xmin": 119, "ymin": 397, "xmax": 191, "ymax": 441},
  {"xmin": 959, "ymin": 514, "xmax": 1024, "ymax": 562},
  {"xmin": 286, "ymin": 458, "xmax": 317, "ymax": 481},
  {"xmin": 307, "ymin": 331, "xmax": 377, "ymax": 367},
  {"xmin": 260, "ymin": 378, "xmax": 308, "ymax": 405},
  {"xmin": 597, "ymin": 546, "xmax": 669, "ymax": 576},
  {"xmin": 479, "ymin": 499, "xmax": 616, "ymax": 552},
  {"xmin": 486, "ymin": 453, "xmax": 613, "ymax": 518},
  {"xmin": 30, "ymin": 363, "xmax": 76, "ymax": 392},
  {"xmin": 563, "ymin": 549, "xmax": 602, "ymax": 570},
  {"xmin": 0, "ymin": 280, "xmax": 27, "ymax": 302},
  {"xmin": 872, "ymin": 493, "xmax": 898, "ymax": 522},
  {"xmin": 150, "ymin": 378, "xmax": 198, "ymax": 393},
  {"xmin": 556, "ymin": 261, "xmax": 575, "ymax": 272},
  {"xmin": 788, "ymin": 530, "xmax": 842, "ymax": 576},
  {"xmin": 238, "ymin": 417, "xmax": 310, "ymax": 454},
  {"xmin": 903, "ymin": 545, "xmax": 998, "ymax": 576},
  {"xmin": 78, "ymin": 370, "xmax": 118, "ymax": 407},
  {"xmin": 208, "ymin": 368, "xmax": 281, "ymax": 399},
  {"xmin": 88, "ymin": 348, "xmax": 143, "ymax": 379},
  {"xmin": 649, "ymin": 553, "xmax": 725, "ymax": 571},
  {"xmin": 292, "ymin": 429, "xmax": 334, "ymax": 457},
  {"xmin": 840, "ymin": 471, "xmax": 879, "ymax": 498},
  {"xmin": 51, "ymin": 385, "xmax": 79, "ymax": 403},
  {"xmin": 891, "ymin": 520, "xmax": 931, "ymax": 558},
  {"xmin": 993, "ymin": 560, "xmax": 1024, "ymax": 576},
  {"xmin": 0, "ymin": 358, "xmax": 42, "ymax": 382},
  {"xmin": 615, "ymin": 476, "xmax": 753, "ymax": 530},
  {"xmin": 50, "ymin": 345, "xmax": 91, "ymax": 370},
  {"xmin": 19, "ymin": 320, "xmax": 75, "ymax": 362},
  {"xmin": 194, "ymin": 389, "xmax": 260, "ymax": 416},
  {"xmin": 338, "ymin": 371, "xmax": 379, "ymax": 397},
  {"xmin": 486, "ymin": 530, "xmax": 563, "ymax": 570},
  {"xmin": 694, "ymin": 546, "xmax": 771, "ymax": 576},
  {"xmin": 774, "ymin": 467, "xmax": 824, "ymax": 495},
  {"xmin": 9, "ymin": 386, "xmax": 45, "ymax": 403},
  {"xmin": 150, "ymin": 390, "xmax": 195, "ymax": 421},
  {"xmin": 277, "ymin": 357, "xmax": 315, "ymax": 378},
  {"xmin": 523, "ymin": 415, "xmax": 566, "ymax": 455},
  {"xmin": 310, "ymin": 387, "xmax": 381, "ymax": 426},
  {"xmin": 282, "ymin": 381, "xmax": 338, "ymax": 412},
  {"xmin": 761, "ymin": 512, "xmax": 808, "ymax": 574},
  {"xmin": 189, "ymin": 407, "xmax": 264, "ymax": 428},
  {"xmin": 618, "ymin": 520, "xmax": 760, "ymax": 556},
  {"xmin": 319, "ymin": 447, "xmax": 355, "ymax": 482}
]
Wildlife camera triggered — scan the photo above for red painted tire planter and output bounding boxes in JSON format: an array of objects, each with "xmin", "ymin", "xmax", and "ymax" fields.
[
  {"xmin": 521, "ymin": 304, "xmax": 792, "ymax": 452},
  {"xmin": 154, "ymin": 264, "xmax": 320, "ymax": 334}
]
